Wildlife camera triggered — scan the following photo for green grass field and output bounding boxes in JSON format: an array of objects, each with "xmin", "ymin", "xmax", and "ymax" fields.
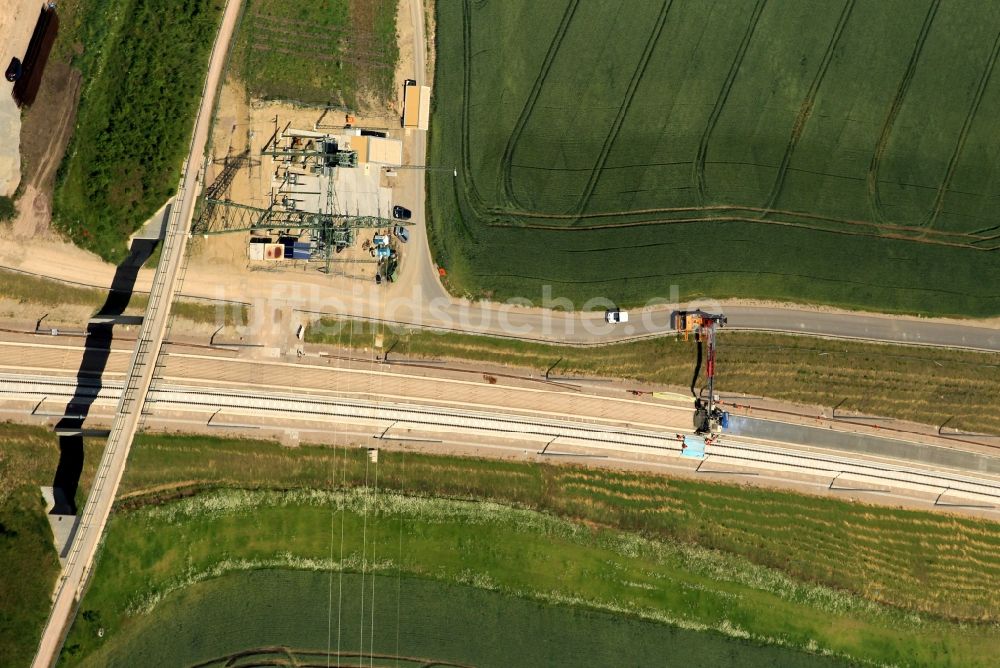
[
  {"xmin": 0, "ymin": 417, "xmax": 990, "ymax": 666},
  {"xmin": 232, "ymin": 0, "xmax": 398, "ymax": 108},
  {"xmin": 79, "ymin": 571, "xmax": 841, "ymax": 668},
  {"xmin": 52, "ymin": 0, "xmax": 223, "ymax": 263},
  {"xmin": 428, "ymin": 0, "xmax": 1000, "ymax": 316},
  {"xmin": 0, "ymin": 488, "xmax": 60, "ymax": 668},
  {"xmin": 0, "ymin": 424, "xmax": 102, "ymax": 667},
  {"xmin": 65, "ymin": 490, "xmax": 994, "ymax": 666},
  {"xmin": 306, "ymin": 317, "xmax": 1000, "ymax": 434},
  {"xmin": 113, "ymin": 432, "xmax": 1000, "ymax": 623}
]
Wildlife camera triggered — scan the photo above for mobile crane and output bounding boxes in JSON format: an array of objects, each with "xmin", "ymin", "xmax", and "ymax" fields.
[{"xmin": 671, "ymin": 310, "xmax": 729, "ymax": 438}]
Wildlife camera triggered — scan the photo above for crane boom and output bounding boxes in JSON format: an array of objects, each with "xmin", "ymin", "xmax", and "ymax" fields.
[{"xmin": 671, "ymin": 310, "xmax": 728, "ymax": 437}]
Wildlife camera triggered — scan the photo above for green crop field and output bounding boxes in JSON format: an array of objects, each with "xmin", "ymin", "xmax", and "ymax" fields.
[
  {"xmin": 8, "ymin": 417, "xmax": 1000, "ymax": 665},
  {"xmin": 232, "ymin": 0, "xmax": 398, "ymax": 108},
  {"xmin": 109, "ymin": 434, "xmax": 1000, "ymax": 625},
  {"xmin": 428, "ymin": 0, "xmax": 1000, "ymax": 316},
  {"xmin": 75, "ymin": 570, "xmax": 844, "ymax": 668},
  {"xmin": 64, "ymin": 489, "xmax": 995, "ymax": 666},
  {"xmin": 52, "ymin": 0, "xmax": 223, "ymax": 263}
]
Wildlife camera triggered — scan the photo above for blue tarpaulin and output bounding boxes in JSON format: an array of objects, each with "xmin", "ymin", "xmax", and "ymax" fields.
[
  {"xmin": 283, "ymin": 241, "xmax": 311, "ymax": 259},
  {"xmin": 292, "ymin": 242, "xmax": 311, "ymax": 259},
  {"xmin": 681, "ymin": 435, "xmax": 706, "ymax": 459}
]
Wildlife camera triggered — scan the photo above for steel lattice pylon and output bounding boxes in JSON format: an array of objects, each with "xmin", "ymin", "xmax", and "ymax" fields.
[
  {"xmin": 194, "ymin": 198, "xmax": 395, "ymax": 235},
  {"xmin": 191, "ymin": 123, "xmax": 409, "ymax": 273},
  {"xmin": 192, "ymin": 149, "xmax": 259, "ymax": 235}
]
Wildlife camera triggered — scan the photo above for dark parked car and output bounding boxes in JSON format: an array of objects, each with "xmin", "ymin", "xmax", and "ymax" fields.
[
  {"xmin": 5, "ymin": 57, "xmax": 22, "ymax": 83},
  {"xmin": 393, "ymin": 225, "xmax": 410, "ymax": 243},
  {"xmin": 392, "ymin": 205, "xmax": 411, "ymax": 220}
]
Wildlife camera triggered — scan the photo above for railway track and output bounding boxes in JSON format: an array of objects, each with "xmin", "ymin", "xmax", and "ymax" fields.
[{"xmin": 4, "ymin": 374, "xmax": 998, "ymax": 508}]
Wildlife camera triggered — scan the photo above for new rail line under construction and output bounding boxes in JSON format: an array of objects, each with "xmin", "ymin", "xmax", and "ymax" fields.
[{"xmin": 14, "ymin": 0, "xmax": 1000, "ymax": 664}]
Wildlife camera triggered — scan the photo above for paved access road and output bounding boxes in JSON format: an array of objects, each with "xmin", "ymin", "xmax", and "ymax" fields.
[{"xmin": 724, "ymin": 305, "xmax": 1000, "ymax": 351}]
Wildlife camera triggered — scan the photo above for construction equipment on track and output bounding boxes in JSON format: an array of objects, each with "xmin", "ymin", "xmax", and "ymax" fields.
[{"xmin": 672, "ymin": 310, "xmax": 729, "ymax": 438}]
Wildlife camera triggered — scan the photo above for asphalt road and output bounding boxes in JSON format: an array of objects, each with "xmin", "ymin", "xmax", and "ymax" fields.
[
  {"xmin": 724, "ymin": 305, "xmax": 1000, "ymax": 351},
  {"xmin": 341, "ymin": 297, "xmax": 1000, "ymax": 350},
  {"xmin": 394, "ymin": 0, "xmax": 448, "ymax": 305}
]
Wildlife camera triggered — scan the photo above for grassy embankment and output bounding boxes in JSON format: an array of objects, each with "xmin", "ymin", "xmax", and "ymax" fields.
[
  {"xmin": 306, "ymin": 317, "xmax": 1000, "ymax": 435},
  {"xmin": 3, "ymin": 418, "xmax": 1000, "ymax": 665},
  {"xmin": 231, "ymin": 0, "xmax": 398, "ymax": 108},
  {"xmin": 66, "ymin": 490, "xmax": 946, "ymax": 667},
  {"xmin": 52, "ymin": 0, "xmax": 224, "ymax": 263},
  {"xmin": 109, "ymin": 433, "xmax": 1000, "ymax": 623},
  {"xmin": 28, "ymin": 426, "xmax": 993, "ymax": 665},
  {"xmin": 0, "ymin": 425, "xmax": 102, "ymax": 668},
  {"xmin": 0, "ymin": 268, "xmax": 248, "ymax": 326},
  {"xmin": 428, "ymin": 0, "xmax": 1000, "ymax": 316}
]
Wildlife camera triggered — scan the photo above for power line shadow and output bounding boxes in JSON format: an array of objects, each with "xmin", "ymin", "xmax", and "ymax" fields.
[
  {"xmin": 828, "ymin": 472, "xmax": 889, "ymax": 494},
  {"xmin": 695, "ymin": 458, "xmax": 758, "ymax": 476},
  {"xmin": 934, "ymin": 487, "xmax": 994, "ymax": 510}
]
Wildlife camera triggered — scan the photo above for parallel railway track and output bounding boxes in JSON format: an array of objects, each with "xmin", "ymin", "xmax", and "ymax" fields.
[{"xmin": 3, "ymin": 374, "xmax": 998, "ymax": 507}]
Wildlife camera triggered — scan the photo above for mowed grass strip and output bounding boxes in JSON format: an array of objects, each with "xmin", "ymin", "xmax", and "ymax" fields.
[
  {"xmin": 52, "ymin": 0, "xmax": 223, "ymax": 263},
  {"xmin": 0, "ymin": 268, "xmax": 248, "ymax": 326},
  {"xmin": 427, "ymin": 0, "xmax": 1000, "ymax": 315},
  {"xmin": 105, "ymin": 429, "xmax": 1000, "ymax": 621},
  {"xmin": 68, "ymin": 490, "xmax": 995, "ymax": 667},
  {"xmin": 305, "ymin": 317, "xmax": 1000, "ymax": 434},
  {"xmin": 232, "ymin": 0, "xmax": 398, "ymax": 107}
]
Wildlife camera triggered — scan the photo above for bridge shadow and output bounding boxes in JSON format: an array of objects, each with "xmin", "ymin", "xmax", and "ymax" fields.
[{"xmin": 51, "ymin": 239, "xmax": 159, "ymax": 515}]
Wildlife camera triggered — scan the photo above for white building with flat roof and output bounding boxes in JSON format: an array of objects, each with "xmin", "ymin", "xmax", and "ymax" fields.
[{"xmin": 350, "ymin": 135, "xmax": 402, "ymax": 166}]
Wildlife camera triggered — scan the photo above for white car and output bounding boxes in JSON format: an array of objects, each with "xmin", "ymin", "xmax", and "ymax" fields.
[{"xmin": 605, "ymin": 308, "xmax": 628, "ymax": 324}]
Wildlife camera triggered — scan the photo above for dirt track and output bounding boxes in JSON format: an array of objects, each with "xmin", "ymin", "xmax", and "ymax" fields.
[{"xmin": 12, "ymin": 61, "xmax": 82, "ymax": 239}]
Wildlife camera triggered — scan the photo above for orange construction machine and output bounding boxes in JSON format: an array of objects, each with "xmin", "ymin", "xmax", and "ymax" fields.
[{"xmin": 671, "ymin": 310, "xmax": 729, "ymax": 437}]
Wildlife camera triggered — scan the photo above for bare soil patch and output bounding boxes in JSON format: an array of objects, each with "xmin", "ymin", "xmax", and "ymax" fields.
[{"xmin": 13, "ymin": 61, "xmax": 83, "ymax": 239}]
